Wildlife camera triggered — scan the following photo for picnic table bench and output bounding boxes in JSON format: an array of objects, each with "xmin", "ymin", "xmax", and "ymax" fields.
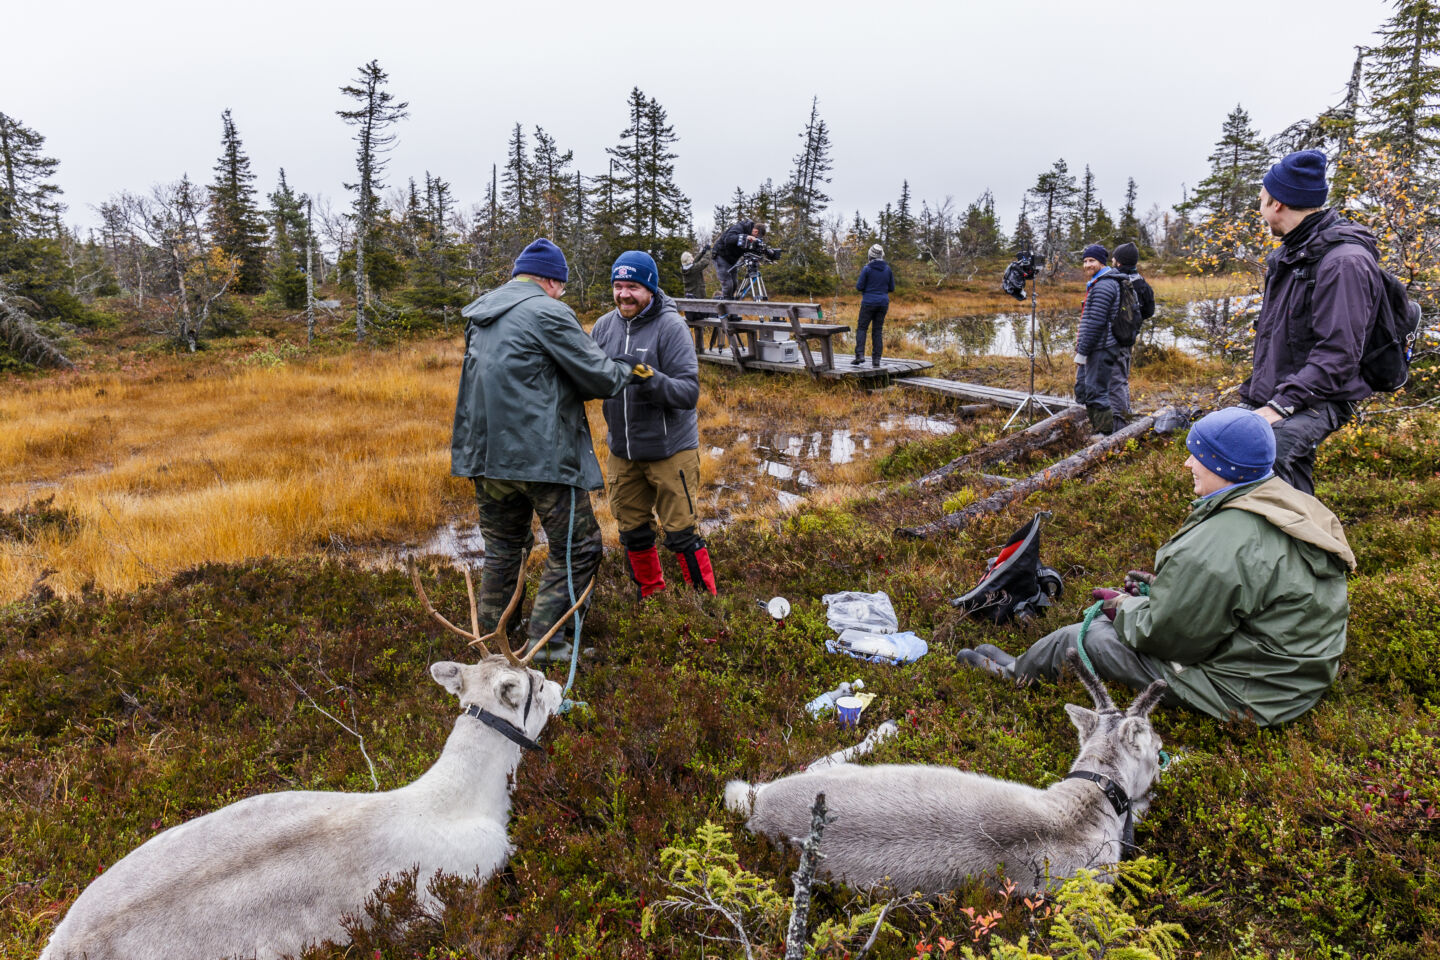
[{"xmin": 672, "ymin": 298, "xmax": 850, "ymax": 375}]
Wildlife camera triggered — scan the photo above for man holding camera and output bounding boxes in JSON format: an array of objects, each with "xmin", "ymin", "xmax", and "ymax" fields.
[
  {"xmin": 1074, "ymin": 243, "xmax": 1124, "ymax": 435},
  {"xmin": 452, "ymin": 238, "xmax": 646, "ymax": 661},
  {"xmin": 591, "ymin": 251, "xmax": 715, "ymax": 597},
  {"xmin": 712, "ymin": 218, "xmax": 777, "ymax": 299},
  {"xmin": 1240, "ymin": 149, "xmax": 1382, "ymax": 496}
]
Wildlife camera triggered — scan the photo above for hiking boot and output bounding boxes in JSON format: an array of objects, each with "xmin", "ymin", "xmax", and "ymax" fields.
[
  {"xmin": 871, "ymin": 358, "xmax": 882, "ymax": 368},
  {"xmin": 853, "ymin": 354, "xmax": 864, "ymax": 365},
  {"xmin": 529, "ymin": 640, "xmax": 595, "ymax": 664},
  {"xmin": 957, "ymin": 648, "xmax": 1014, "ymax": 680}
]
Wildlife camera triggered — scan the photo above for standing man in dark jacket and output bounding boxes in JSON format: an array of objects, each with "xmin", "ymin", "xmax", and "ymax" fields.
[
  {"xmin": 452, "ymin": 238, "xmax": 642, "ymax": 661},
  {"xmin": 1108, "ymin": 242, "xmax": 1155, "ymax": 428},
  {"xmin": 1074, "ymin": 243, "xmax": 1123, "ymax": 435},
  {"xmin": 1241, "ymin": 149, "xmax": 1382, "ymax": 495},
  {"xmin": 591, "ymin": 251, "xmax": 714, "ymax": 596},
  {"xmin": 853, "ymin": 244, "xmax": 896, "ymax": 366},
  {"xmin": 712, "ymin": 219, "xmax": 769, "ymax": 299}
]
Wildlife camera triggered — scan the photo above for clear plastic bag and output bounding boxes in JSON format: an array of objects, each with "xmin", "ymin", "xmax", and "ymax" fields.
[{"xmin": 821, "ymin": 591, "xmax": 899, "ymax": 634}]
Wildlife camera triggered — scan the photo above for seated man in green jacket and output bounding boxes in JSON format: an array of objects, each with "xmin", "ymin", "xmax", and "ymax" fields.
[{"xmin": 958, "ymin": 407, "xmax": 1354, "ymax": 727}]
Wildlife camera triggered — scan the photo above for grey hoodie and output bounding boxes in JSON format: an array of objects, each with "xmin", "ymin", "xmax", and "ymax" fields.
[{"xmin": 590, "ymin": 290, "xmax": 701, "ymax": 461}]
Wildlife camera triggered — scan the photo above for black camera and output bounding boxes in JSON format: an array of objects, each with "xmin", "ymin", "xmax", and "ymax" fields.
[{"xmin": 1002, "ymin": 250, "xmax": 1037, "ymax": 301}]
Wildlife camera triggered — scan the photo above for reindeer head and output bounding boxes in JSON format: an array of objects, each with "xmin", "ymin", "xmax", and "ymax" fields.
[
  {"xmin": 1062, "ymin": 649, "xmax": 1168, "ymax": 815},
  {"xmin": 430, "ymin": 658, "xmax": 564, "ymax": 744}
]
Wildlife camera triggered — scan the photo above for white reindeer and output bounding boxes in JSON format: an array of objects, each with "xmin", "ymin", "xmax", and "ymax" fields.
[
  {"xmin": 42, "ymin": 565, "xmax": 580, "ymax": 960},
  {"xmin": 725, "ymin": 651, "xmax": 1168, "ymax": 895}
]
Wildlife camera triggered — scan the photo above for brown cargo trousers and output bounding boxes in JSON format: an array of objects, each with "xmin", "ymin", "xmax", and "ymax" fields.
[{"xmin": 605, "ymin": 447, "xmax": 701, "ymax": 544}]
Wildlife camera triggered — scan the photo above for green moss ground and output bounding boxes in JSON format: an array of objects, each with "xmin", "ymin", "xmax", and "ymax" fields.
[{"xmin": 3, "ymin": 412, "xmax": 1438, "ymax": 959}]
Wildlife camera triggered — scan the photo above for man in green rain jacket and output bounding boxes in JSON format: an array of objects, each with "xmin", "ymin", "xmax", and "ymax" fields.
[
  {"xmin": 959, "ymin": 407, "xmax": 1354, "ymax": 727},
  {"xmin": 451, "ymin": 238, "xmax": 642, "ymax": 661}
]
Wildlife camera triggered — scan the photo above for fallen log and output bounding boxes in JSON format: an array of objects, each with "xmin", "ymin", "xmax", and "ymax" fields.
[
  {"xmin": 896, "ymin": 408, "xmax": 1172, "ymax": 540},
  {"xmin": 915, "ymin": 405, "xmax": 1087, "ymax": 488}
]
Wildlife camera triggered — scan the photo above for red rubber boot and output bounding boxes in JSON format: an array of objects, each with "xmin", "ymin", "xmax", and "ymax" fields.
[
  {"xmin": 675, "ymin": 545, "xmax": 718, "ymax": 595},
  {"xmin": 626, "ymin": 545, "xmax": 666, "ymax": 599}
]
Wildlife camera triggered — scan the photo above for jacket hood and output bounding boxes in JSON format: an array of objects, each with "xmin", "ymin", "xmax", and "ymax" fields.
[
  {"xmin": 461, "ymin": 279, "xmax": 545, "ymax": 327},
  {"xmin": 1220, "ymin": 476, "xmax": 1357, "ymax": 571}
]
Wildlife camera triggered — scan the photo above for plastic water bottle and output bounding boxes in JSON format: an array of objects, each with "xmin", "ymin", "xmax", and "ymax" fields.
[{"xmin": 805, "ymin": 678, "xmax": 864, "ymax": 718}]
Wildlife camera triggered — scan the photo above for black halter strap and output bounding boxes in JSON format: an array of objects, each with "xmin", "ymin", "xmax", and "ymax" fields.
[
  {"xmin": 1064, "ymin": 770, "xmax": 1137, "ymax": 857},
  {"xmin": 463, "ymin": 703, "xmax": 544, "ymax": 755}
]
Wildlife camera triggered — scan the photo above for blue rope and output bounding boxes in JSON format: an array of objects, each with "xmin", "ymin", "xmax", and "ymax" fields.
[{"xmin": 555, "ymin": 487, "xmax": 586, "ymax": 715}]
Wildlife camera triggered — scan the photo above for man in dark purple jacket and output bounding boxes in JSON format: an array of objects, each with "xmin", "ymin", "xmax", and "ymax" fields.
[{"xmin": 1241, "ymin": 149, "xmax": 1382, "ymax": 495}]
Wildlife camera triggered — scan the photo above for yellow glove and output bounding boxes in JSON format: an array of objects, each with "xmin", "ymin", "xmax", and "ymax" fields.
[{"xmin": 631, "ymin": 363, "xmax": 655, "ymax": 380}]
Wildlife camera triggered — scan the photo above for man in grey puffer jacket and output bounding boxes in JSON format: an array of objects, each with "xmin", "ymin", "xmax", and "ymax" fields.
[{"xmin": 591, "ymin": 251, "xmax": 713, "ymax": 596}]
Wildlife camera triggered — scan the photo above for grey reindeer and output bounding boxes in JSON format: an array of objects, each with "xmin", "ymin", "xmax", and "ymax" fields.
[
  {"xmin": 725, "ymin": 650, "xmax": 1168, "ymax": 895},
  {"xmin": 42, "ymin": 566, "xmax": 581, "ymax": 960}
]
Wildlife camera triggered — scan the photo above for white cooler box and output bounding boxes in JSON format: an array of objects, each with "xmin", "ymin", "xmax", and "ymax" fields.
[{"xmin": 758, "ymin": 340, "xmax": 799, "ymax": 363}]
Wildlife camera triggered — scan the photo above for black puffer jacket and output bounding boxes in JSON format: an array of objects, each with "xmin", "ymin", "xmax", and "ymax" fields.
[
  {"xmin": 590, "ymin": 291, "xmax": 701, "ymax": 460},
  {"xmin": 713, "ymin": 219, "xmax": 765, "ymax": 262}
]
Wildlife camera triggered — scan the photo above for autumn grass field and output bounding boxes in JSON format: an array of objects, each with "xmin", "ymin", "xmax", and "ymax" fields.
[
  {"xmin": 4, "ymin": 291, "xmax": 1439, "ymax": 959},
  {"xmin": 0, "ymin": 331, "xmax": 982, "ymax": 602}
]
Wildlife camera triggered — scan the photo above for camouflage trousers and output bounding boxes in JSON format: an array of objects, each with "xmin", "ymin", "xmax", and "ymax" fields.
[{"xmin": 473, "ymin": 479, "xmax": 602, "ymax": 644}]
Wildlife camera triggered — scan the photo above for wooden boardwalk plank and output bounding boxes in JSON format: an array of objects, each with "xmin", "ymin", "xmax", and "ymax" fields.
[
  {"xmin": 897, "ymin": 376, "xmax": 1077, "ymax": 410},
  {"xmin": 695, "ymin": 348, "xmax": 931, "ymax": 379}
]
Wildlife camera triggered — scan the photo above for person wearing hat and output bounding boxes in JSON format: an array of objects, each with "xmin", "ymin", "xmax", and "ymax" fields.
[
  {"xmin": 1074, "ymin": 243, "xmax": 1124, "ymax": 434},
  {"xmin": 452, "ymin": 238, "xmax": 646, "ymax": 661},
  {"xmin": 591, "ymin": 251, "xmax": 714, "ymax": 596},
  {"xmin": 1106, "ymin": 242, "xmax": 1156, "ymax": 428},
  {"xmin": 1241, "ymin": 148, "xmax": 1383, "ymax": 495},
  {"xmin": 680, "ymin": 246, "xmax": 711, "ymax": 299},
  {"xmin": 958, "ymin": 407, "xmax": 1355, "ymax": 727},
  {"xmin": 853, "ymin": 244, "xmax": 896, "ymax": 366}
]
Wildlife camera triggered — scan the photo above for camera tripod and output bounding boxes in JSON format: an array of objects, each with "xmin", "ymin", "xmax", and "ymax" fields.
[
  {"xmin": 732, "ymin": 253, "xmax": 770, "ymax": 302},
  {"xmin": 1003, "ymin": 261, "xmax": 1067, "ymax": 430}
]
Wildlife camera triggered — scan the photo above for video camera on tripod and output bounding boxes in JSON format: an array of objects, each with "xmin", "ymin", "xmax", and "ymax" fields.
[{"xmin": 1002, "ymin": 249, "xmax": 1038, "ymax": 301}]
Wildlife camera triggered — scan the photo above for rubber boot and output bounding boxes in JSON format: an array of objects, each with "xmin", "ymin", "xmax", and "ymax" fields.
[
  {"xmin": 625, "ymin": 545, "xmax": 666, "ymax": 599},
  {"xmin": 1086, "ymin": 404, "xmax": 1115, "ymax": 435},
  {"xmin": 974, "ymin": 643, "xmax": 1017, "ymax": 668},
  {"xmin": 675, "ymin": 545, "xmax": 718, "ymax": 595}
]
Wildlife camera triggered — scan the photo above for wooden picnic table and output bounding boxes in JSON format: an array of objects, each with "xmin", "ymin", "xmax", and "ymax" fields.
[{"xmin": 672, "ymin": 298, "xmax": 849, "ymax": 375}]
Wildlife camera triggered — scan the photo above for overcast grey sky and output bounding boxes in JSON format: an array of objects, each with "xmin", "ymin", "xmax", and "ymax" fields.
[{"xmin": 4, "ymin": 0, "xmax": 1394, "ymax": 242}]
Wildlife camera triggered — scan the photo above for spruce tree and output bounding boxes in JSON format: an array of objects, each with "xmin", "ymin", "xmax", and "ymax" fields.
[
  {"xmin": 267, "ymin": 169, "xmax": 309, "ymax": 309},
  {"xmin": 207, "ymin": 110, "xmax": 268, "ymax": 294},
  {"xmin": 1365, "ymin": 0, "xmax": 1440, "ymax": 170},
  {"xmin": 1026, "ymin": 159, "xmax": 1079, "ymax": 273},
  {"xmin": 0, "ymin": 111, "xmax": 62, "ymax": 239},
  {"xmin": 337, "ymin": 59, "xmax": 408, "ymax": 340},
  {"xmin": 1182, "ymin": 105, "xmax": 1270, "ymax": 219},
  {"xmin": 1117, "ymin": 177, "xmax": 1148, "ymax": 251},
  {"xmin": 1011, "ymin": 208, "xmax": 1036, "ymax": 256},
  {"xmin": 532, "ymin": 126, "xmax": 574, "ymax": 240}
]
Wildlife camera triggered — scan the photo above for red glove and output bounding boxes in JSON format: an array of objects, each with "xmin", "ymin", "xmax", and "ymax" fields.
[{"xmin": 1091, "ymin": 588, "xmax": 1124, "ymax": 621}]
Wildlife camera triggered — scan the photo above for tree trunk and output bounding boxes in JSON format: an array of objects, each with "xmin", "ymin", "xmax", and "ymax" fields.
[
  {"xmin": 306, "ymin": 199, "xmax": 316, "ymax": 344},
  {"xmin": 897, "ymin": 410, "xmax": 1168, "ymax": 539},
  {"xmin": 915, "ymin": 406, "xmax": 1087, "ymax": 488}
]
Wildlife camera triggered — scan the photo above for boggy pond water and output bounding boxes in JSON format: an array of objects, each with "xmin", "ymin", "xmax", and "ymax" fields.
[
  {"xmin": 908, "ymin": 303, "xmax": 1243, "ymax": 359},
  {"xmin": 400, "ymin": 414, "xmax": 962, "ymax": 565}
]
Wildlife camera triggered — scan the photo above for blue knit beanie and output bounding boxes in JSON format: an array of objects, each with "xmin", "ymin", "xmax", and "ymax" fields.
[
  {"xmin": 1263, "ymin": 150, "xmax": 1329, "ymax": 209},
  {"xmin": 512, "ymin": 238, "xmax": 568, "ymax": 282},
  {"xmin": 610, "ymin": 250, "xmax": 659, "ymax": 296},
  {"xmin": 1082, "ymin": 243, "xmax": 1109, "ymax": 265},
  {"xmin": 1186, "ymin": 407, "xmax": 1276, "ymax": 485}
]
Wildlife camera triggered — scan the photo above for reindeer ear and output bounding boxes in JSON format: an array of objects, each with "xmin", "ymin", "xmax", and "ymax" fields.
[
  {"xmin": 495, "ymin": 675, "xmax": 525, "ymax": 711},
  {"xmin": 1064, "ymin": 703, "xmax": 1099, "ymax": 741},
  {"xmin": 430, "ymin": 661, "xmax": 464, "ymax": 696}
]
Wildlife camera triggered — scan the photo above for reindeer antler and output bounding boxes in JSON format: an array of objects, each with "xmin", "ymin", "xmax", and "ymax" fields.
[
  {"xmin": 495, "ymin": 578, "xmax": 595, "ymax": 666},
  {"xmin": 1064, "ymin": 648, "xmax": 1117, "ymax": 712},
  {"xmin": 409, "ymin": 559, "xmax": 528, "ymax": 658}
]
